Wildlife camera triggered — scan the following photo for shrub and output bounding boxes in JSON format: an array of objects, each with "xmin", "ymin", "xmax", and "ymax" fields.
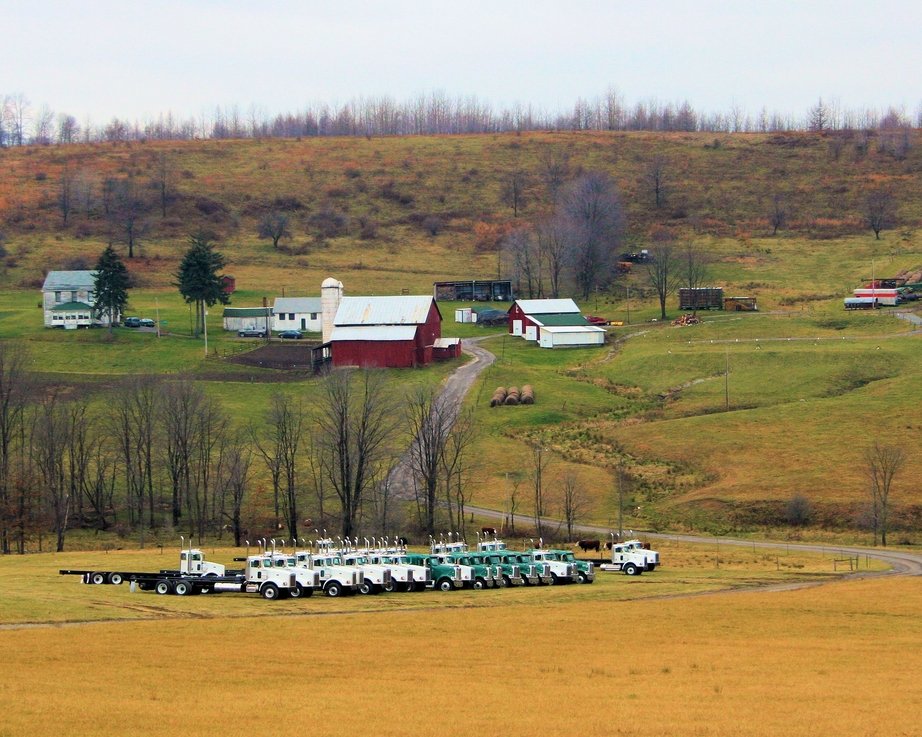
[
  {"xmin": 785, "ymin": 494, "xmax": 812, "ymax": 527},
  {"xmin": 422, "ymin": 215, "xmax": 443, "ymax": 236}
]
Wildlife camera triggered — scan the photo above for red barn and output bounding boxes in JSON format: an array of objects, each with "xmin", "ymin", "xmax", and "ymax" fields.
[
  {"xmin": 329, "ymin": 295, "xmax": 444, "ymax": 368},
  {"xmin": 507, "ymin": 298, "xmax": 584, "ymax": 341}
]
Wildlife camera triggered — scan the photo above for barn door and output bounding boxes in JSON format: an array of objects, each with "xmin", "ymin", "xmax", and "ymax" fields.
[
  {"xmin": 525, "ymin": 325, "xmax": 537, "ymax": 341},
  {"xmin": 512, "ymin": 319, "xmax": 523, "ymax": 336}
]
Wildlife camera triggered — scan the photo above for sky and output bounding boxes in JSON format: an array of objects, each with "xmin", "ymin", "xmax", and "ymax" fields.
[{"xmin": 4, "ymin": 0, "xmax": 922, "ymax": 124}]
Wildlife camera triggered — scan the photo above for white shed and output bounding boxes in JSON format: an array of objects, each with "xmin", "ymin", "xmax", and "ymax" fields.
[{"xmin": 537, "ymin": 325, "xmax": 606, "ymax": 349}]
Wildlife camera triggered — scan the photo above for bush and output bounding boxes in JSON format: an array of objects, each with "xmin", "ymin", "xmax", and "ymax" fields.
[
  {"xmin": 785, "ymin": 494, "xmax": 812, "ymax": 527},
  {"xmin": 358, "ymin": 216, "xmax": 379, "ymax": 240},
  {"xmin": 422, "ymin": 215, "xmax": 443, "ymax": 236}
]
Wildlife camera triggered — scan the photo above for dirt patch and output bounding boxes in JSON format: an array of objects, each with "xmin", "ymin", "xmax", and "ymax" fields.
[{"xmin": 227, "ymin": 342, "xmax": 319, "ymax": 371}]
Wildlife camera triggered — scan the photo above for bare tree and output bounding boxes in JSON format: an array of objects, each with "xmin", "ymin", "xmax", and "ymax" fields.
[
  {"xmin": 532, "ymin": 445, "xmax": 551, "ymax": 538},
  {"xmin": 56, "ymin": 113, "xmax": 79, "ymax": 144},
  {"xmin": 538, "ymin": 148, "xmax": 570, "ymax": 203},
  {"xmin": 215, "ymin": 431, "xmax": 252, "ymax": 546},
  {"xmin": 505, "ymin": 474, "xmax": 522, "ymax": 535},
  {"xmin": 406, "ymin": 385, "xmax": 454, "ymax": 536},
  {"xmin": 262, "ymin": 393, "xmax": 305, "ymax": 540},
  {"xmin": 866, "ymin": 188, "xmax": 896, "ymax": 240},
  {"xmin": 768, "ymin": 193, "xmax": 787, "ymax": 236},
  {"xmin": 58, "ymin": 164, "xmax": 74, "ymax": 227},
  {"xmin": 864, "ymin": 442, "xmax": 905, "ymax": 546},
  {"xmin": 501, "ymin": 169, "xmax": 529, "ymax": 217},
  {"xmin": 441, "ymin": 408, "xmax": 477, "ymax": 534},
  {"xmin": 682, "ymin": 243, "xmax": 711, "ymax": 314},
  {"xmin": 32, "ymin": 393, "xmax": 71, "ymax": 552},
  {"xmin": 160, "ymin": 380, "xmax": 206, "ymax": 528},
  {"xmin": 315, "ymin": 370, "xmax": 396, "ymax": 538},
  {"xmin": 109, "ymin": 377, "xmax": 159, "ymax": 529},
  {"xmin": 644, "ymin": 155, "xmax": 669, "ymax": 209},
  {"xmin": 808, "ymin": 98, "xmax": 829, "ymax": 131},
  {"xmin": 258, "ymin": 212, "xmax": 291, "ymax": 249},
  {"xmin": 558, "ymin": 171, "xmax": 625, "ymax": 299},
  {"xmin": 644, "ymin": 231, "xmax": 681, "ymax": 320},
  {"xmin": 503, "ymin": 227, "xmax": 543, "ymax": 299},
  {"xmin": 536, "ymin": 217, "xmax": 568, "ymax": 298},
  {"xmin": 561, "ymin": 473, "xmax": 587, "ymax": 541},
  {"xmin": 0, "ymin": 344, "xmax": 27, "ymax": 554},
  {"xmin": 108, "ymin": 176, "xmax": 148, "ymax": 258},
  {"xmin": 153, "ymin": 151, "xmax": 174, "ymax": 218}
]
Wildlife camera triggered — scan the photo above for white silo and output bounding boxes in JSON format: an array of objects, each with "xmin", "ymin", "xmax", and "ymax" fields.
[{"xmin": 320, "ymin": 277, "xmax": 343, "ymax": 343}]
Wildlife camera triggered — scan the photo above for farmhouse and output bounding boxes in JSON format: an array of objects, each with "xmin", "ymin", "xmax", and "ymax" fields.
[
  {"xmin": 272, "ymin": 297, "xmax": 322, "ymax": 333},
  {"xmin": 320, "ymin": 278, "xmax": 449, "ymax": 368},
  {"xmin": 222, "ymin": 307, "xmax": 272, "ymax": 333},
  {"xmin": 507, "ymin": 298, "xmax": 605, "ymax": 348},
  {"xmin": 41, "ymin": 270, "xmax": 111, "ymax": 328}
]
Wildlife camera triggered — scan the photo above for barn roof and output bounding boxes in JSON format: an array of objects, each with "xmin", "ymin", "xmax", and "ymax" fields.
[
  {"xmin": 433, "ymin": 337, "xmax": 461, "ymax": 348},
  {"xmin": 513, "ymin": 298, "xmax": 580, "ymax": 315},
  {"xmin": 330, "ymin": 325, "xmax": 417, "ymax": 342},
  {"xmin": 334, "ymin": 295, "xmax": 436, "ymax": 326},
  {"xmin": 42, "ymin": 270, "xmax": 97, "ymax": 291},
  {"xmin": 530, "ymin": 313, "xmax": 590, "ymax": 327},
  {"xmin": 273, "ymin": 297, "xmax": 321, "ymax": 314}
]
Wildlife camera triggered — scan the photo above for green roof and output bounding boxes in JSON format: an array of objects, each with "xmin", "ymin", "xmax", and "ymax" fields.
[
  {"xmin": 532, "ymin": 313, "xmax": 589, "ymax": 327},
  {"xmin": 51, "ymin": 301, "xmax": 93, "ymax": 312},
  {"xmin": 222, "ymin": 307, "xmax": 272, "ymax": 317}
]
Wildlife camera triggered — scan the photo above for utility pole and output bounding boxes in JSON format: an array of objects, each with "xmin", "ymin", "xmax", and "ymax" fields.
[
  {"xmin": 724, "ymin": 346, "xmax": 730, "ymax": 411},
  {"xmin": 203, "ymin": 309, "xmax": 208, "ymax": 358}
]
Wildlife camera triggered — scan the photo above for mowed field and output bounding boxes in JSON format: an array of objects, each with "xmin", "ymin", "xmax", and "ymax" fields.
[{"xmin": 1, "ymin": 560, "xmax": 918, "ymax": 737}]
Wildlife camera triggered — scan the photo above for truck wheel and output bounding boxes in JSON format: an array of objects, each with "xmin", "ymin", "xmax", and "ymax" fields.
[
  {"xmin": 155, "ymin": 580, "xmax": 172, "ymax": 595},
  {"xmin": 359, "ymin": 581, "xmax": 375, "ymax": 595},
  {"xmin": 289, "ymin": 584, "xmax": 303, "ymax": 599},
  {"xmin": 438, "ymin": 578, "xmax": 453, "ymax": 592},
  {"xmin": 521, "ymin": 575, "xmax": 532, "ymax": 586},
  {"xmin": 91, "ymin": 572, "xmax": 106, "ymax": 585},
  {"xmin": 173, "ymin": 580, "xmax": 192, "ymax": 596},
  {"xmin": 383, "ymin": 580, "xmax": 396, "ymax": 593},
  {"xmin": 325, "ymin": 581, "xmax": 343, "ymax": 598},
  {"xmin": 578, "ymin": 571, "xmax": 588, "ymax": 584},
  {"xmin": 550, "ymin": 574, "xmax": 560, "ymax": 585},
  {"xmin": 503, "ymin": 575, "xmax": 513, "ymax": 588},
  {"xmin": 624, "ymin": 563, "xmax": 640, "ymax": 576},
  {"xmin": 261, "ymin": 583, "xmax": 280, "ymax": 600},
  {"xmin": 108, "ymin": 572, "xmax": 123, "ymax": 585},
  {"xmin": 472, "ymin": 578, "xmax": 485, "ymax": 590}
]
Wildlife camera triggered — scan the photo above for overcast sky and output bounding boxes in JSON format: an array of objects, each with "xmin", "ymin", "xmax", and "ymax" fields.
[{"xmin": 5, "ymin": 0, "xmax": 921, "ymax": 124}]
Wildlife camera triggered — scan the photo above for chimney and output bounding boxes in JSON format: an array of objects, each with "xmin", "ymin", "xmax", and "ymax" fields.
[{"xmin": 321, "ymin": 277, "xmax": 344, "ymax": 344}]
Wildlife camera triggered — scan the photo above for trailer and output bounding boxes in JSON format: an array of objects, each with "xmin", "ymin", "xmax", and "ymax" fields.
[
  {"xmin": 61, "ymin": 551, "xmax": 300, "ymax": 599},
  {"xmin": 844, "ymin": 297, "xmax": 880, "ymax": 310}
]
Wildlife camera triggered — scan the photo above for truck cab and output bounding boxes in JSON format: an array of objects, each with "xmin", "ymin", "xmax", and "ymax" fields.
[
  {"xmin": 259, "ymin": 553, "xmax": 320, "ymax": 597},
  {"xmin": 339, "ymin": 551, "xmax": 393, "ymax": 594},
  {"xmin": 433, "ymin": 552, "xmax": 493, "ymax": 589},
  {"xmin": 480, "ymin": 551, "xmax": 524, "ymax": 587},
  {"xmin": 525, "ymin": 549, "xmax": 579, "ymax": 584},
  {"xmin": 467, "ymin": 551, "xmax": 505, "ymax": 587},
  {"xmin": 621, "ymin": 539, "xmax": 660, "ymax": 571},
  {"xmin": 295, "ymin": 551, "xmax": 363, "ymax": 597},
  {"xmin": 548, "ymin": 549, "xmax": 595, "ymax": 583},
  {"xmin": 478, "ymin": 539, "xmax": 549, "ymax": 585},
  {"xmin": 179, "ymin": 549, "xmax": 225, "ymax": 576},
  {"xmin": 367, "ymin": 551, "xmax": 431, "ymax": 592},
  {"xmin": 403, "ymin": 552, "xmax": 464, "ymax": 591},
  {"xmin": 243, "ymin": 556, "xmax": 299, "ymax": 599},
  {"xmin": 600, "ymin": 544, "xmax": 649, "ymax": 575}
]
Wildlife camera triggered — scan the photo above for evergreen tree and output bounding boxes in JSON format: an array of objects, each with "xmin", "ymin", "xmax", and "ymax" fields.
[
  {"xmin": 92, "ymin": 244, "xmax": 130, "ymax": 331},
  {"xmin": 175, "ymin": 232, "xmax": 229, "ymax": 337}
]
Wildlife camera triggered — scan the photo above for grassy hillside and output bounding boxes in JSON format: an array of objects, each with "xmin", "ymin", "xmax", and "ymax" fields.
[{"xmin": 1, "ymin": 130, "xmax": 921, "ymax": 539}]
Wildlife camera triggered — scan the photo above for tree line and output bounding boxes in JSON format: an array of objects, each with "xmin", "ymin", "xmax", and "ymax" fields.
[
  {"xmin": 2, "ymin": 90, "xmax": 919, "ymax": 146},
  {"xmin": 0, "ymin": 347, "xmax": 477, "ymax": 554}
]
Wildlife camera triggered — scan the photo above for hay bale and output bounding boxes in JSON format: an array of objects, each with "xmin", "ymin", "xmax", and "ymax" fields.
[
  {"xmin": 520, "ymin": 384, "xmax": 535, "ymax": 404},
  {"xmin": 504, "ymin": 386, "xmax": 520, "ymax": 405}
]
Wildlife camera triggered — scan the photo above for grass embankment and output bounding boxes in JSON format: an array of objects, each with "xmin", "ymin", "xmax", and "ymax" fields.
[{"xmin": 0, "ymin": 570, "xmax": 916, "ymax": 737}]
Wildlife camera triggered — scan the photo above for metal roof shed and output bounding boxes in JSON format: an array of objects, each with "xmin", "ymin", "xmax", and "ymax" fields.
[{"xmin": 537, "ymin": 325, "xmax": 606, "ymax": 349}]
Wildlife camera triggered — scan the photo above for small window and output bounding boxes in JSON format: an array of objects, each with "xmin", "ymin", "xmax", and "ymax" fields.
[
  {"xmin": 310, "ymin": 312, "xmax": 318, "ymax": 320},
  {"xmin": 55, "ymin": 291, "xmax": 62, "ymax": 303},
  {"xmin": 289, "ymin": 313, "xmax": 295, "ymax": 321}
]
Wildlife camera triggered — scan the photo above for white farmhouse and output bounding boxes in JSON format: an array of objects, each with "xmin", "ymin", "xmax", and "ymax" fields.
[
  {"xmin": 272, "ymin": 297, "xmax": 322, "ymax": 333},
  {"xmin": 41, "ymin": 270, "xmax": 112, "ymax": 329}
]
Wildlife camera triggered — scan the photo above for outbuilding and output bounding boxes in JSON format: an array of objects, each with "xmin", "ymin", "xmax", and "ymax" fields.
[
  {"xmin": 222, "ymin": 307, "xmax": 272, "ymax": 333},
  {"xmin": 508, "ymin": 298, "xmax": 584, "ymax": 341},
  {"xmin": 272, "ymin": 297, "xmax": 322, "ymax": 333},
  {"xmin": 537, "ymin": 325, "xmax": 606, "ymax": 348}
]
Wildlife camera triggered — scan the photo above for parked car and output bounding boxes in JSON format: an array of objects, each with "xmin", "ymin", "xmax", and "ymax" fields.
[
  {"xmin": 238, "ymin": 327, "xmax": 268, "ymax": 337},
  {"xmin": 123, "ymin": 317, "xmax": 141, "ymax": 328},
  {"xmin": 278, "ymin": 330, "xmax": 302, "ymax": 340},
  {"xmin": 139, "ymin": 318, "xmax": 156, "ymax": 328}
]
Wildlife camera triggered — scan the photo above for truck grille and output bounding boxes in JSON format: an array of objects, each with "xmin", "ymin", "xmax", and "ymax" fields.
[{"xmin": 383, "ymin": 570, "xmax": 392, "ymax": 584}]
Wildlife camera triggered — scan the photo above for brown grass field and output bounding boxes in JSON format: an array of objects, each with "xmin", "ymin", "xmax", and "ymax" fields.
[{"xmin": 1, "ymin": 569, "xmax": 918, "ymax": 737}]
